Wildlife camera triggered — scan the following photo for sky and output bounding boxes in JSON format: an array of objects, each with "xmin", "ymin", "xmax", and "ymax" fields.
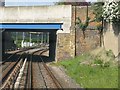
[{"xmin": 5, "ymin": 0, "xmax": 97, "ymax": 6}]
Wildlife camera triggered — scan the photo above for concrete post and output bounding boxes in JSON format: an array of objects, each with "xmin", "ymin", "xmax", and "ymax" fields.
[
  {"xmin": 45, "ymin": 33, "xmax": 47, "ymax": 44},
  {"xmin": 37, "ymin": 34, "xmax": 39, "ymax": 44},
  {"xmin": 41, "ymin": 32, "xmax": 43, "ymax": 44},
  {"xmin": 15, "ymin": 32, "xmax": 18, "ymax": 44},
  {"xmin": 47, "ymin": 32, "xmax": 49, "ymax": 44},
  {"xmin": 23, "ymin": 32, "xmax": 25, "ymax": 41},
  {"xmin": 29, "ymin": 33, "xmax": 31, "ymax": 47}
]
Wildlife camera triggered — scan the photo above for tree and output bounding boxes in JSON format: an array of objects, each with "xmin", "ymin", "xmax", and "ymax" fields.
[
  {"xmin": 91, "ymin": 1, "xmax": 120, "ymax": 23},
  {"xmin": 91, "ymin": 1, "xmax": 120, "ymax": 47},
  {"xmin": 76, "ymin": 17, "xmax": 90, "ymax": 38},
  {"xmin": 102, "ymin": 0, "xmax": 120, "ymax": 22},
  {"xmin": 91, "ymin": 2, "xmax": 104, "ymax": 47},
  {"xmin": 91, "ymin": 2, "xmax": 104, "ymax": 22}
]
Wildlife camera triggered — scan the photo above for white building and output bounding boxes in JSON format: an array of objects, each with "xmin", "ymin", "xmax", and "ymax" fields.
[{"xmin": 21, "ymin": 40, "xmax": 35, "ymax": 47}]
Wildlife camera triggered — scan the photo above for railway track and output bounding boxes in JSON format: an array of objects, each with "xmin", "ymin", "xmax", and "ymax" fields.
[
  {"xmin": 25, "ymin": 48, "xmax": 48, "ymax": 88},
  {"xmin": 0, "ymin": 48, "xmax": 33, "ymax": 89},
  {"xmin": 11, "ymin": 48, "xmax": 49, "ymax": 89},
  {"xmin": 31, "ymin": 49, "xmax": 63, "ymax": 89},
  {"xmin": 1, "ymin": 47, "xmax": 63, "ymax": 89},
  {"xmin": 0, "ymin": 48, "xmax": 31, "ymax": 66},
  {"xmin": 0, "ymin": 53, "xmax": 16, "ymax": 66},
  {"xmin": 40, "ymin": 53, "xmax": 63, "ymax": 89},
  {"xmin": 0, "ymin": 53, "xmax": 25, "ymax": 89},
  {"xmin": 1, "ymin": 54, "xmax": 23, "ymax": 84}
]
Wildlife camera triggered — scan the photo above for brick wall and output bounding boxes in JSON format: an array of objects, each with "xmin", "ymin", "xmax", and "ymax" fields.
[
  {"xmin": 57, "ymin": 33, "xmax": 73, "ymax": 60},
  {"xmin": 57, "ymin": 6, "xmax": 101, "ymax": 60},
  {"xmin": 76, "ymin": 29, "xmax": 100, "ymax": 55},
  {"xmin": 74, "ymin": 6, "xmax": 101, "ymax": 55}
]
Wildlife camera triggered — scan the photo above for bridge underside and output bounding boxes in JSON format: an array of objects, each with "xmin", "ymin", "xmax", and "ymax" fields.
[
  {"xmin": 1, "ymin": 23, "xmax": 62, "ymax": 61},
  {"xmin": 0, "ymin": 23, "xmax": 62, "ymax": 30}
]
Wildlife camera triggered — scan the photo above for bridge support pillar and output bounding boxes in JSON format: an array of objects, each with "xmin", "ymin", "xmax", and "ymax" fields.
[{"xmin": 49, "ymin": 31, "xmax": 57, "ymax": 61}]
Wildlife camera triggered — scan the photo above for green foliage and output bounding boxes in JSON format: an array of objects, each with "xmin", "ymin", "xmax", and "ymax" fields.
[
  {"xmin": 91, "ymin": 2, "xmax": 104, "ymax": 22},
  {"xmin": 119, "ymin": 1, "xmax": 120, "ymax": 10},
  {"xmin": 103, "ymin": 61, "xmax": 110, "ymax": 67},
  {"xmin": 97, "ymin": 24, "xmax": 103, "ymax": 30},
  {"xmin": 94, "ymin": 58, "xmax": 103, "ymax": 65},
  {"xmin": 92, "ymin": 2, "xmax": 120, "ymax": 23},
  {"xmin": 57, "ymin": 53, "xmax": 118, "ymax": 88},
  {"xmin": 76, "ymin": 16, "xmax": 90, "ymax": 38},
  {"xmin": 76, "ymin": 17, "xmax": 90, "ymax": 31},
  {"xmin": 106, "ymin": 50, "xmax": 115, "ymax": 57},
  {"xmin": 57, "ymin": 51, "xmax": 118, "ymax": 88}
]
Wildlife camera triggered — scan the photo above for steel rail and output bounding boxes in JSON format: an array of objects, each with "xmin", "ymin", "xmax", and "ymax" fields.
[
  {"xmin": 0, "ymin": 48, "xmax": 31, "ymax": 66},
  {"xmin": 39, "ymin": 49, "xmax": 63, "ymax": 89},
  {"xmin": 25, "ymin": 47, "xmax": 48, "ymax": 89},
  {"xmin": 24, "ymin": 48, "xmax": 46, "ymax": 89},
  {"xmin": 25, "ymin": 54, "xmax": 32, "ymax": 89},
  {"xmin": 0, "ymin": 53, "xmax": 24, "ymax": 84}
]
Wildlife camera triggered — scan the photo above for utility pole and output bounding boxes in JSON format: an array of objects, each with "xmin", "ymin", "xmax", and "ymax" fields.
[
  {"xmin": 23, "ymin": 32, "xmax": 25, "ymax": 41},
  {"xmin": 29, "ymin": 33, "xmax": 31, "ymax": 47},
  {"xmin": 75, "ymin": 5, "xmax": 77, "ymax": 56},
  {"xmin": 37, "ymin": 33, "xmax": 39, "ymax": 45},
  {"xmin": 15, "ymin": 32, "xmax": 18, "ymax": 44},
  {"xmin": 45, "ymin": 33, "xmax": 46, "ymax": 44},
  {"xmin": 47, "ymin": 32, "xmax": 49, "ymax": 44},
  {"xmin": 41, "ymin": 32, "xmax": 43, "ymax": 44}
]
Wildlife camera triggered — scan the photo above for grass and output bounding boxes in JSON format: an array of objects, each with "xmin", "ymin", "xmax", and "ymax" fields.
[{"xmin": 56, "ymin": 51, "xmax": 118, "ymax": 88}]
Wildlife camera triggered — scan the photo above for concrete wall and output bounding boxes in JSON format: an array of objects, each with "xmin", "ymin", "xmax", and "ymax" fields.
[{"xmin": 104, "ymin": 22, "xmax": 120, "ymax": 57}]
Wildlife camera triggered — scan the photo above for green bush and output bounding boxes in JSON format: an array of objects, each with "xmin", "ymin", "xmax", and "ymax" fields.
[
  {"xmin": 94, "ymin": 58, "xmax": 103, "ymax": 65},
  {"xmin": 103, "ymin": 62, "xmax": 110, "ymax": 67},
  {"xmin": 106, "ymin": 50, "xmax": 114, "ymax": 57}
]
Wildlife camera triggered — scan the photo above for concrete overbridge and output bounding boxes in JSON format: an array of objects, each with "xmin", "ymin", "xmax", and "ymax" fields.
[{"xmin": 0, "ymin": 5, "xmax": 75, "ymax": 61}]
